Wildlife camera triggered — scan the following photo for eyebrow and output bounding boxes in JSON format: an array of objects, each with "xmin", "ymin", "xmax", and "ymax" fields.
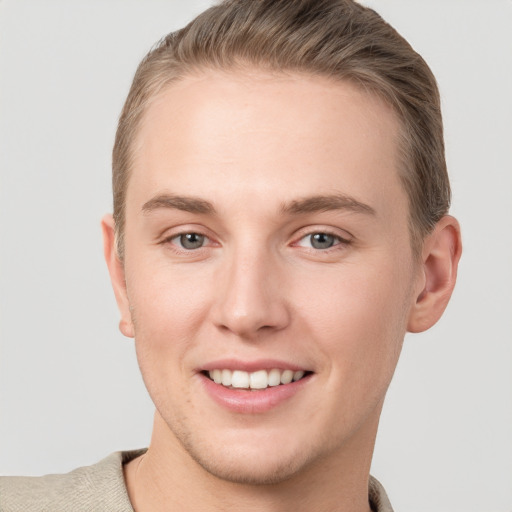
[
  {"xmin": 282, "ymin": 194, "xmax": 376, "ymax": 216},
  {"xmin": 142, "ymin": 194, "xmax": 216, "ymax": 215},
  {"xmin": 141, "ymin": 192, "xmax": 375, "ymax": 217}
]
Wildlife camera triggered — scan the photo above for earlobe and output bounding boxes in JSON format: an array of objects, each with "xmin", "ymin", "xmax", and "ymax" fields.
[
  {"xmin": 101, "ymin": 214, "xmax": 135, "ymax": 338},
  {"xmin": 407, "ymin": 215, "xmax": 462, "ymax": 333}
]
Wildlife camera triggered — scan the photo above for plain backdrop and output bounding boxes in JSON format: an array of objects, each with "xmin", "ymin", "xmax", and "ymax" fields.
[{"xmin": 1, "ymin": 1, "xmax": 511, "ymax": 511}]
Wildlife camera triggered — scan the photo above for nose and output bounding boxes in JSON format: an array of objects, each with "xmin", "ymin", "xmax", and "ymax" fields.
[{"xmin": 211, "ymin": 245, "xmax": 291, "ymax": 339}]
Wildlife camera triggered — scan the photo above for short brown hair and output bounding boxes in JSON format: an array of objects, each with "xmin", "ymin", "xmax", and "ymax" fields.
[{"xmin": 112, "ymin": 0, "xmax": 450, "ymax": 259}]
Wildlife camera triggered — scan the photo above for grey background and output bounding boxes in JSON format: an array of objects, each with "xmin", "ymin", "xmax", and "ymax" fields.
[{"xmin": 1, "ymin": 1, "xmax": 511, "ymax": 511}]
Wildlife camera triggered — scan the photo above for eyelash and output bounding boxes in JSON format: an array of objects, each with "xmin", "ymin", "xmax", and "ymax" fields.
[
  {"xmin": 162, "ymin": 232, "xmax": 214, "ymax": 253},
  {"xmin": 161, "ymin": 228, "xmax": 351, "ymax": 255},
  {"xmin": 294, "ymin": 231, "xmax": 351, "ymax": 251}
]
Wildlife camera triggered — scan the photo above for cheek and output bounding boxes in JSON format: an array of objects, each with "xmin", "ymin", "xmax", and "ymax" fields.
[
  {"xmin": 126, "ymin": 270, "xmax": 209, "ymax": 419},
  {"xmin": 127, "ymin": 255, "xmax": 212, "ymax": 326},
  {"xmin": 125, "ymin": 260, "xmax": 214, "ymax": 378},
  {"xmin": 302, "ymin": 256, "xmax": 414, "ymax": 379}
]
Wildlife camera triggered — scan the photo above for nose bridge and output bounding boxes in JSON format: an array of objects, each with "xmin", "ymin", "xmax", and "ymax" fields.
[{"xmin": 213, "ymin": 238, "xmax": 289, "ymax": 337}]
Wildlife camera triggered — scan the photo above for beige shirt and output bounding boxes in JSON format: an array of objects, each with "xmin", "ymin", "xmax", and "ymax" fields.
[{"xmin": 0, "ymin": 450, "xmax": 393, "ymax": 511}]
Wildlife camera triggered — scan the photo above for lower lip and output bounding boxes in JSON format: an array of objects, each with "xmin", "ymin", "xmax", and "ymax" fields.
[{"xmin": 199, "ymin": 373, "xmax": 312, "ymax": 414}]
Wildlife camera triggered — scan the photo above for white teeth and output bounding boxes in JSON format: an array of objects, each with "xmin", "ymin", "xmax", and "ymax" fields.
[
  {"xmin": 249, "ymin": 370, "xmax": 268, "ymax": 389},
  {"xmin": 207, "ymin": 368, "xmax": 307, "ymax": 389},
  {"xmin": 231, "ymin": 370, "xmax": 250, "ymax": 388},
  {"xmin": 280, "ymin": 369, "xmax": 293, "ymax": 385},
  {"xmin": 268, "ymin": 368, "xmax": 281, "ymax": 387},
  {"xmin": 212, "ymin": 369, "xmax": 222, "ymax": 384},
  {"xmin": 293, "ymin": 370, "xmax": 305, "ymax": 381},
  {"xmin": 221, "ymin": 369, "xmax": 232, "ymax": 386}
]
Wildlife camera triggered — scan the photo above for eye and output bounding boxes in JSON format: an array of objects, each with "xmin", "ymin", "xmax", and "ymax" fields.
[
  {"xmin": 171, "ymin": 232, "xmax": 206, "ymax": 250},
  {"xmin": 296, "ymin": 232, "xmax": 345, "ymax": 250}
]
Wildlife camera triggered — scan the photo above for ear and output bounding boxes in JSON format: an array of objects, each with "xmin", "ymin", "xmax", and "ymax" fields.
[
  {"xmin": 407, "ymin": 215, "xmax": 462, "ymax": 333},
  {"xmin": 101, "ymin": 214, "xmax": 135, "ymax": 338}
]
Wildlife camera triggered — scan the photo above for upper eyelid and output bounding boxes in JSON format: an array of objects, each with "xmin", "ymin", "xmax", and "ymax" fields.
[
  {"xmin": 161, "ymin": 232, "xmax": 216, "ymax": 255},
  {"xmin": 294, "ymin": 233, "xmax": 349, "ymax": 250},
  {"xmin": 166, "ymin": 231, "xmax": 209, "ymax": 240},
  {"xmin": 300, "ymin": 232, "xmax": 344, "ymax": 242},
  {"xmin": 157, "ymin": 225, "xmax": 353, "ymax": 245},
  {"xmin": 157, "ymin": 229, "xmax": 210, "ymax": 252},
  {"xmin": 169, "ymin": 233, "xmax": 210, "ymax": 251},
  {"xmin": 165, "ymin": 231, "xmax": 213, "ymax": 245},
  {"xmin": 159, "ymin": 224, "xmax": 215, "ymax": 240},
  {"xmin": 292, "ymin": 226, "xmax": 353, "ymax": 243}
]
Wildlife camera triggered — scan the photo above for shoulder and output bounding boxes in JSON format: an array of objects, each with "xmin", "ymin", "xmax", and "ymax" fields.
[
  {"xmin": 0, "ymin": 449, "xmax": 145, "ymax": 512},
  {"xmin": 369, "ymin": 475, "xmax": 394, "ymax": 512}
]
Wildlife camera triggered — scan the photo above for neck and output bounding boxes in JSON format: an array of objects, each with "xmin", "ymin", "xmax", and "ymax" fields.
[{"xmin": 124, "ymin": 411, "xmax": 380, "ymax": 512}]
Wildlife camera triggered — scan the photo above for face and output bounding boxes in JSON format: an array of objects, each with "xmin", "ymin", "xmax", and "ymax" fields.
[{"xmin": 114, "ymin": 70, "xmax": 423, "ymax": 484}]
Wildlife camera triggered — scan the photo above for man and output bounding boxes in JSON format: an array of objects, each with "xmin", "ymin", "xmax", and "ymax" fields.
[{"xmin": 0, "ymin": 1, "xmax": 461, "ymax": 510}]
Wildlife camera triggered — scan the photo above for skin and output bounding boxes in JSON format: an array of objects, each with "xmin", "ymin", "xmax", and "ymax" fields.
[{"xmin": 102, "ymin": 70, "xmax": 461, "ymax": 511}]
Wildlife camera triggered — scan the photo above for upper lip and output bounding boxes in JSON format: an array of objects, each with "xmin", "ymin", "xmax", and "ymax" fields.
[{"xmin": 199, "ymin": 359, "xmax": 310, "ymax": 373}]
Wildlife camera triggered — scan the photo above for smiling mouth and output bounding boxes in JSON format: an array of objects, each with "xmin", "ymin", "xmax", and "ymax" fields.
[{"xmin": 202, "ymin": 368, "xmax": 312, "ymax": 390}]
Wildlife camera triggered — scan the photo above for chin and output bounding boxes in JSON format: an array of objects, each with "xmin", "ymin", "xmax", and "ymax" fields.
[
  {"xmin": 188, "ymin": 445, "xmax": 311, "ymax": 485},
  {"xmin": 171, "ymin": 422, "xmax": 319, "ymax": 485}
]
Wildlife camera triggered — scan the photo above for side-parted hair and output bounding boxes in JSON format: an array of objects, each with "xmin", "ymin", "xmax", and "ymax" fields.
[{"xmin": 112, "ymin": 0, "xmax": 450, "ymax": 259}]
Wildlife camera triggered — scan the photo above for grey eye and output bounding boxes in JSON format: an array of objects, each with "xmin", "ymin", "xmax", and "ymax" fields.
[
  {"xmin": 310, "ymin": 233, "xmax": 336, "ymax": 249},
  {"xmin": 179, "ymin": 233, "xmax": 205, "ymax": 250}
]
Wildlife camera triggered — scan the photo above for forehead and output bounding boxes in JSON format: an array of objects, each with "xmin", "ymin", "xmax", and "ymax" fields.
[{"xmin": 128, "ymin": 69, "xmax": 405, "ymax": 221}]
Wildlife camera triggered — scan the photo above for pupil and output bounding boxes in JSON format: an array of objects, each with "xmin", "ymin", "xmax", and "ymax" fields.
[
  {"xmin": 180, "ymin": 233, "xmax": 204, "ymax": 249},
  {"xmin": 311, "ymin": 233, "xmax": 334, "ymax": 249}
]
